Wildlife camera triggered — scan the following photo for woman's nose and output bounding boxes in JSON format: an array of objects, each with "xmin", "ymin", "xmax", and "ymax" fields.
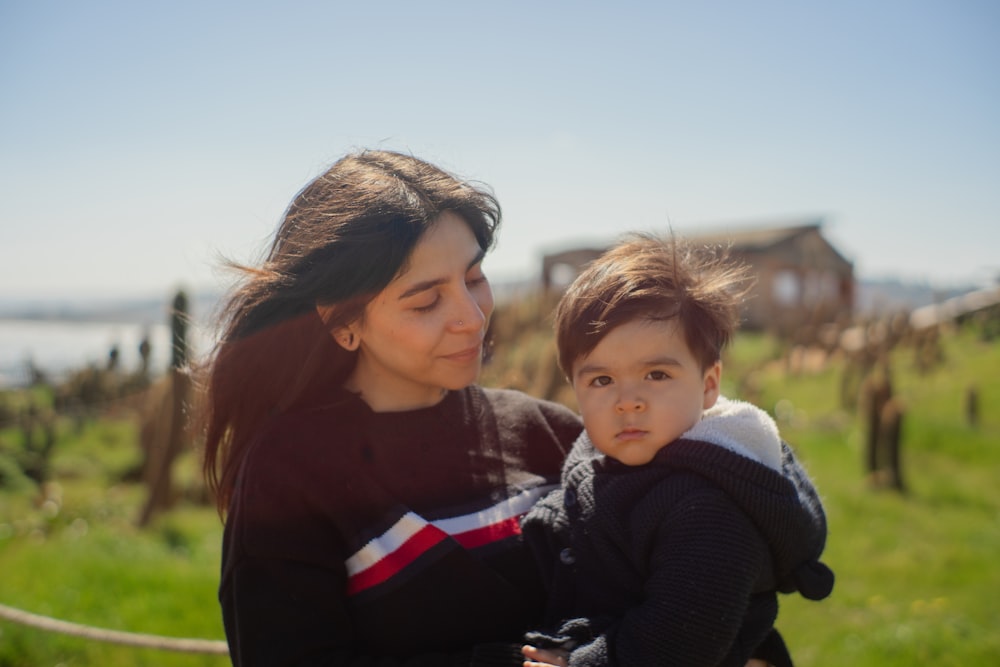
[{"xmin": 449, "ymin": 291, "xmax": 488, "ymax": 332}]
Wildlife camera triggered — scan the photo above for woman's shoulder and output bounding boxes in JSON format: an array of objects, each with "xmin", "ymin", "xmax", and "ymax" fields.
[
  {"xmin": 473, "ymin": 386, "xmax": 581, "ymax": 444},
  {"xmin": 476, "ymin": 386, "xmax": 580, "ymax": 424},
  {"xmin": 466, "ymin": 386, "xmax": 581, "ymax": 469}
]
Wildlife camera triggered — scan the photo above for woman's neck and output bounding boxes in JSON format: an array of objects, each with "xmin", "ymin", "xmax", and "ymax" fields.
[{"xmin": 342, "ymin": 375, "xmax": 449, "ymax": 413}]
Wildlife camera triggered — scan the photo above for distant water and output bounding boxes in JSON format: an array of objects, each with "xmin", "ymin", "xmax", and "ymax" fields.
[{"xmin": 0, "ymin": 319, "xmax": 211, "ymax": 388}]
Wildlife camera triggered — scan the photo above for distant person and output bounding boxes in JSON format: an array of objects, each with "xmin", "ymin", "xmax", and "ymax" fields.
[
  {"xmin": 137, "ymin": 333, "xmax": 152, "ymax": 377},
  {"xmin": 199, "ymin": 149, "xmax": 583, "ymax": 665},
  {"xmin": 520, "ymin": 234, "xmax": 835, "ymax": 667}
]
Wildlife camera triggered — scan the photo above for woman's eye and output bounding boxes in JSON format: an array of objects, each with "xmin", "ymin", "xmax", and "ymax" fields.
[
  {"xmin": 466, "ymin": 272, "xmax": 488, "ymax": 287},
  {"xmin": 413, "ymin": 298, "xmax": 439, "ymax": 313}
]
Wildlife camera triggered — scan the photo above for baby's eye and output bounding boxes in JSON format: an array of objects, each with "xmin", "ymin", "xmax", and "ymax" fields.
[
  {"xmin": 589, "ymin": 375, "xmax": 613, "ymax": 387},
  {"xmin": 647, "ymin": 370, "xmax": 670, "ymax": 381}
]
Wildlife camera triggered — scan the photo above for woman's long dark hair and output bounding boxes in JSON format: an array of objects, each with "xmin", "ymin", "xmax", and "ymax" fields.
[{"xmin": 199, "ymin": 150, "xmax": 501, "ymax": 513}]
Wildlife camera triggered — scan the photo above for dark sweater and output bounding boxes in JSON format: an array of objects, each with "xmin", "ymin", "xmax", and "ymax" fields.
[
  {"xmin": 521, "ymin": 409, "xmax": 834, "ymax": 667},
  {"xmin": 220, "ymin": 385, "xmax": 582, "ymax": 666}
]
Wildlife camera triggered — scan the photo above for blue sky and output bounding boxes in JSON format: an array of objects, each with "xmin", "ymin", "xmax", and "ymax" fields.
[{"xmin": 2, "ymin": 0, "xmax": 998, "ymax": 301}]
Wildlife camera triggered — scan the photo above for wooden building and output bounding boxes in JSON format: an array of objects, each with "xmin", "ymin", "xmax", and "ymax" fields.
[{"xmin": 541, "ymin": 219, "xmax": 855, "ymax": 333}]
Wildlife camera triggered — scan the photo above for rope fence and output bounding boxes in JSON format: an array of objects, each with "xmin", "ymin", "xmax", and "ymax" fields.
[{"xmin": 0, "ymin": 601, "xmax": 229, "ymax": 655}]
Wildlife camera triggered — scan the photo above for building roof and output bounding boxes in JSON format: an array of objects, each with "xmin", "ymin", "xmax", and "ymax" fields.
[
  {"xmin": 684, "ymin": 219, "xmax": 853, "ymax": 271},
  {"xmin": 683, "ymin": 220, "xmax": 824, "ymax": 251},
  {"xmin": 541, "ymin": 217, "xmax": 853, "ymax": 272}
]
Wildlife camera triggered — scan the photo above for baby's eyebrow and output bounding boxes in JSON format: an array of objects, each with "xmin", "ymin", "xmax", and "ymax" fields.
[
  {"xmin": 644, "ymin": 356, "xmax": 683, "ymax": 368},
  {"xmin": 574, "ymin": 363, "xmax": 609, "ymax": 379}
]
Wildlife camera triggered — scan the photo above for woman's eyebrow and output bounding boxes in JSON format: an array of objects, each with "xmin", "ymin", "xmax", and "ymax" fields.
[{"xmin": 397, "ymin": 249, "xmax": 486, "ymax": 300}]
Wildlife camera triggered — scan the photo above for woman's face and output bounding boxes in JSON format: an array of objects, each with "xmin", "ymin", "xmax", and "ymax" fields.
[{"xmin": 342, "ymin": 211, "xmax": 494, "ymax": 411}]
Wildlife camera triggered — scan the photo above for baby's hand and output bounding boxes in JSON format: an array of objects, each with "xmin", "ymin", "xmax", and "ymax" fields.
[
  {"xmin": 521, "ymin": 644, "xmax": 569, "ymax": 667},
  {"xmin": 522, "ymin": 643, "xmax": 770, "ymax": 667}
]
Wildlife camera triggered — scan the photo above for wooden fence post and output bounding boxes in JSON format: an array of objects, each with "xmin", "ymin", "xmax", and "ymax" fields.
[{"xmin": 137, "ymin": 290, "xmax": 190, "ymax": 527}]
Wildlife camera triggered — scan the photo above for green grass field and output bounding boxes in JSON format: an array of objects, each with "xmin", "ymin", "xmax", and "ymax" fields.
[
  {"xmin": 741, "ymin": 325, "xmax": 1000, "ymax": 666},
  {"xmin": 0, "ymin": 417, "xmax": 228, "ymax": 667},
  {"xmin": 1, "ymin": 321, "xmax": 998, "ymax": 665}
]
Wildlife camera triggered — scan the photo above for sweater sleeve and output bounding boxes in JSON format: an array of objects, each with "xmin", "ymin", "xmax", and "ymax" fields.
[
  {"xmin": 219, "ymin": 419, "xmax": 349, "ymax": 665},
  {"xmin": 222, "ymin": 554, "xmax": 351, "ymax": 666},
  {"xmin": 562, "ymin": 487, "xmax": 772, "ymax": 667}
]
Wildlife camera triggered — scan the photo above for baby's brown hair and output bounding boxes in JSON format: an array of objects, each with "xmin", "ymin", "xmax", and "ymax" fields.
[{"xmin": 554, "ymin": 233, "xmax": 753, "ymax": 378}]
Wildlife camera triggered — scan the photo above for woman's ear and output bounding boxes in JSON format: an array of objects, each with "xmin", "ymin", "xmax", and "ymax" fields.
[
  {"xmin": 316, "ymin": 305, "xmax": 361, "ymax": 352},
  {"xmin": 334, "ymin": 328, "xmax": 360, "ymax": 351}
]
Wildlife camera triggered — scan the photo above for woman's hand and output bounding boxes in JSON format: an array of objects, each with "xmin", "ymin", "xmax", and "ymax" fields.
[{"xmin": 522, "ymin": 644, "xmax": 569, "ymax": 667}]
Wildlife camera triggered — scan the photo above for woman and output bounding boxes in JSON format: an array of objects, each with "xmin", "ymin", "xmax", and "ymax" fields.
[{"xmin": 200, "ymin": 150, "xmax": 583, "ymax": 666}]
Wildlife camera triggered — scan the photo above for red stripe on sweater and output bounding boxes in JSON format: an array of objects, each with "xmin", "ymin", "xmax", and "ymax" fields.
[
  {"xmin": 451, "ymin": 515, "xmax": 523, "ymax": 549},
  {"xmin": 346, "ymin": 524, "xmax": 448, "ymax": 595}
]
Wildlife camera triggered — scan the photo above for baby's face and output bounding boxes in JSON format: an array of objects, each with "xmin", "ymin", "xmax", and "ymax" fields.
[{"xmin": 571, "ymin": 318, "xmax": 720, "ymax": 466}]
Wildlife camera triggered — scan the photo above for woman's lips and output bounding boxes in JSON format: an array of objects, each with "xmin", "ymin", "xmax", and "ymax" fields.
[{"xmin": 443, "ymin": 344, "xmax": 482, "ymax": 363}]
